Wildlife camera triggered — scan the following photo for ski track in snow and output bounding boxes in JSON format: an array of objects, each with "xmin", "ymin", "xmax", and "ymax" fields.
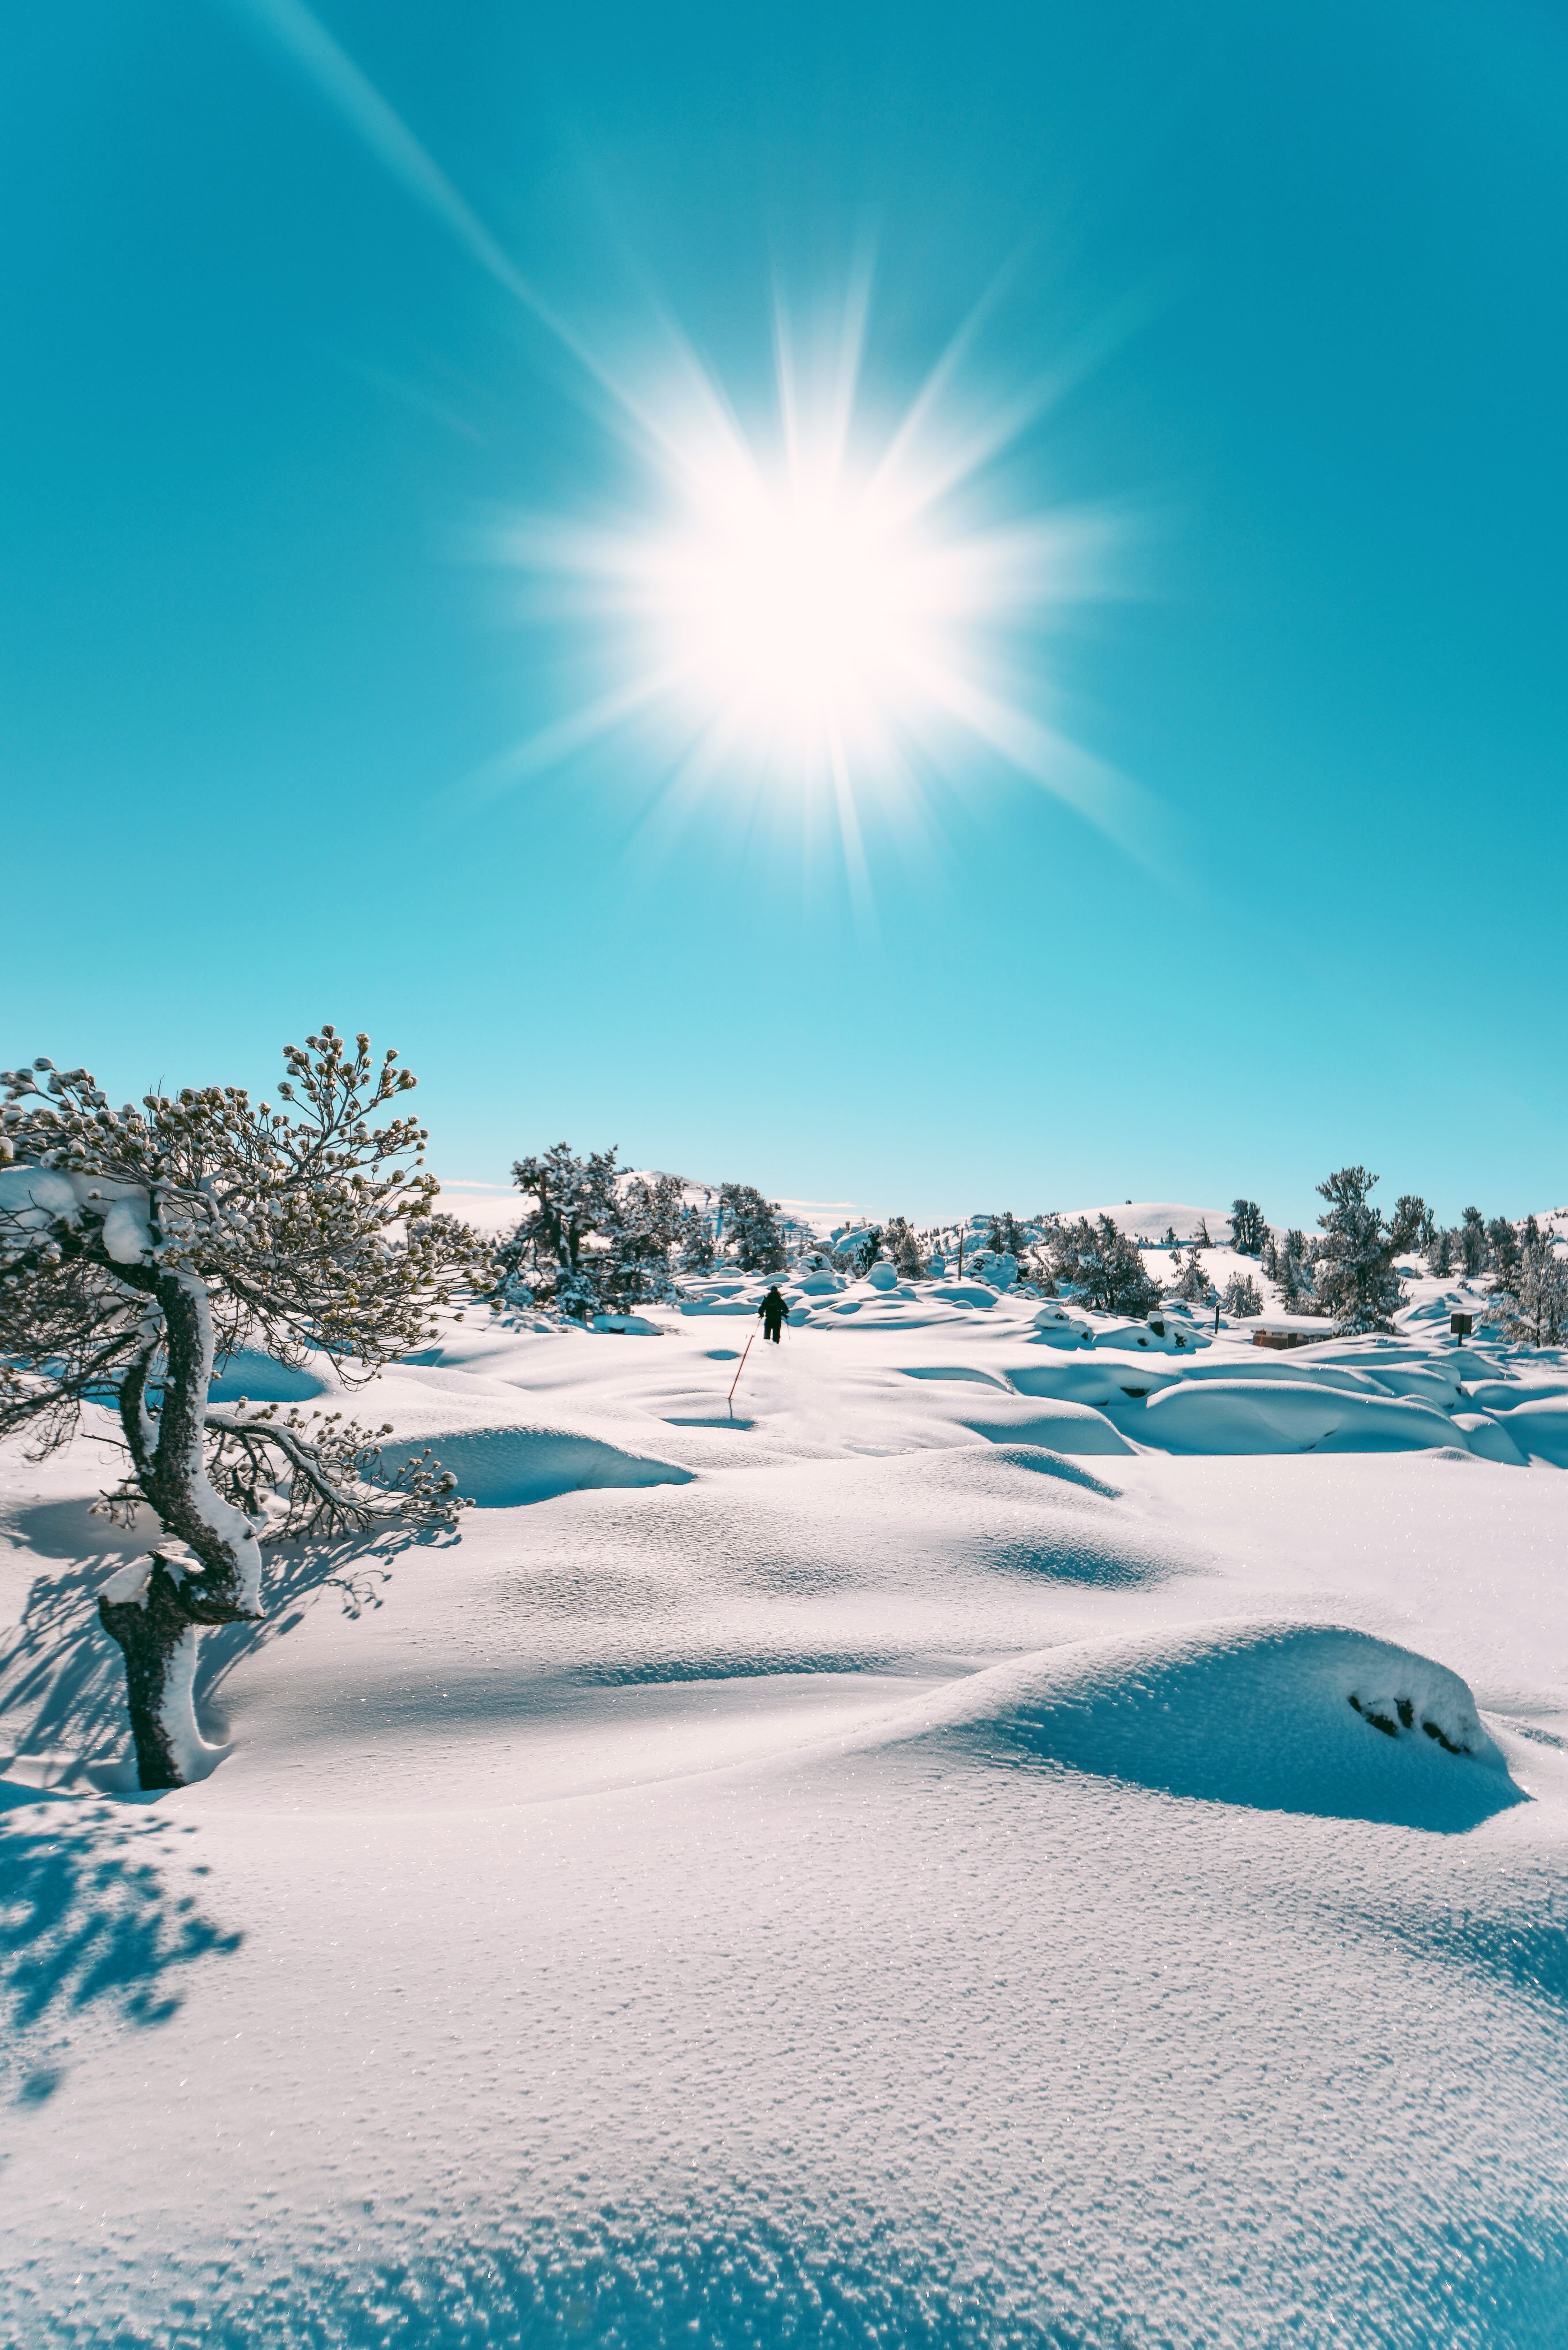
[{"xmin": 4, "ymin": 1265, "xmax": 1568, "ymax": 2346}]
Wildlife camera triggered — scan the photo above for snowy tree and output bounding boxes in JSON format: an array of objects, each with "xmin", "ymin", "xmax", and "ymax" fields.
[
  {"xmin": 886, "ymin": 1216, "xmax": 925, "ymax": 1277},
  {"xmin": 1488, "ymin": 1215, "xmax": 1521, "ymax": 1289},
  {"xmin": 1221, "ymin": 1271, "xmax": 1263, "ymax": 1318},
  {"xmin": 1430, "ymin": 1226, "xmax": 1455, "ymax": 1276},
  {"xmin": 1174, "ymin": 1249, "xmax": 1216, "ymax": 1307},
  {"xmin": 677, "ymin": 1205, "xmax": 716, "ymax": 1272},
  {"xmin": 1161, "ymin": 1225, "xmax": 1178, "ymax": 1248},
  {"xmin": 1389, "ymin": 1194, "xmax": 1427, "ymax": 1252},
  {"xmin": 720, "ymin": 1183, "xmax": 787, "ymax": 1274},
  {"xmin": 1417, "ymin": 1203, "xmax": 1438, "ymax": 1254},
  {"xmin": 1052, "ymin": 1216, "xmax": 1160, "ymax": 1316},
  {"xmin": 1230, "ymin": 1200, "xmax": 1267, "ymax": 1256},
  {"xmin": 989, "ymin": 1211, "xmax": 1026, "ymax": 1257},
  {"xmin": 1195, "ymin": 1217, "xmax": 1213, "ymax": 1247},
  {"xmin": 500, "ymin": 1142, "xmax": 621, "ymax": 1312},
  {"xmin": 1459, "ymin": 1207, "xmax": 1488, "ymax": 1277},
  {"xmin": 1493, "ymin": 1235, "xmax": 1568, "ymax": 1347},
  {"xmin": 0, "ymin": 1033, "xmax": 482, "ymax": 1790},
  {"xmin": 1313, "ymin": 1166, "xmax": 1405, "ymax": 1334},
  {"xmin": 1272, "ymin": 1232, "xmax": 1316, "ymax": 1310},
  {"xmin": 599, "ymin": 1172, "xmax": 684, "ymax": 1310}
]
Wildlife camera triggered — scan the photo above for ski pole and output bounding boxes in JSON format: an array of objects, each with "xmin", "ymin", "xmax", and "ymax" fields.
[{"xmin": 728, "ymin": 1330, "xmax": 756, "ymax": 1415}]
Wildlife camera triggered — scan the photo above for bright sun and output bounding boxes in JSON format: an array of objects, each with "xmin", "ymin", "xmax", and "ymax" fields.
[
  {"xmin": 655, "ymin": 470, "xmax": 926, "ymax": 747},
  {"xmin": 489, "ymin": 283, "xmax": 1142, "ymax": 866}
]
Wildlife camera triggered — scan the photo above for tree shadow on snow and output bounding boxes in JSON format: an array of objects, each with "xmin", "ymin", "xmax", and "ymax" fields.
[
  {"xmin": 2, "ymin": 1494, "xmax": 453, "ymax": 1781},
  {"xmin": 0, "ymin": 1790, "xmax": 242, "ymax": 2060}
]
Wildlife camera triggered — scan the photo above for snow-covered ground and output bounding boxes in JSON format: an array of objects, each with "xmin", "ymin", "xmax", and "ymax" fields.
[{"xmin": 5, "ymin": 1261, "xmax": 1568, "ymax": 2345}]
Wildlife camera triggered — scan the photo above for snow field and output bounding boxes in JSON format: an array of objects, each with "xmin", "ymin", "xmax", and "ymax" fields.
[{"xmin": 5, "ymin": 1274, "xmax": 1568, "ymax": 2343}]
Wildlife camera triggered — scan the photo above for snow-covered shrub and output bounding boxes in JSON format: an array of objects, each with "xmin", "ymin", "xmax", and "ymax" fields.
[
  {"xmin": 1171, "ymin": 1248, "xmax": 1216, "ymax": 1307},
  {"xmin": 1051, "ymin": 1215, "xmax": 1159, "ymax": 1317},
  {"xmin": 0, "ymin": 1031, "xmax": 486, "ymax": 1789},
  {"xmin": 1222, "ymin": 1272, "xmax": 1263, "ymax": 1318}
]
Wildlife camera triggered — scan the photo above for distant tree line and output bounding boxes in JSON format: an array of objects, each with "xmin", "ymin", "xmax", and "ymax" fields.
[{"xmin": 493, "ymin": 1145, "xmax": 786, "ymax": 1318}]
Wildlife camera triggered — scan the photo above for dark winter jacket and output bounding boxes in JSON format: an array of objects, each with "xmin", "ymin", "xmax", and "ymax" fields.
[{"xmin": 758, "ymin": 1287, "xmax": 788, "ymax": 1330}]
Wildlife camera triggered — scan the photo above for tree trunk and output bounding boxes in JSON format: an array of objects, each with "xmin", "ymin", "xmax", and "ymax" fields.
[
  {"xmin": 98, "ymin": 1558, "xmax": 222, "ymax": 1792},
  {"xmin": 108, "ymin": 1273, "xmax": 263, "ymax": 1789}
]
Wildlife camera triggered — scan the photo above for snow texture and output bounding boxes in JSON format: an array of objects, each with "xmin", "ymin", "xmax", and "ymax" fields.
[{"xmin": 5, "ymin": 1251, "xmax": 1568, "ymax": 2344}]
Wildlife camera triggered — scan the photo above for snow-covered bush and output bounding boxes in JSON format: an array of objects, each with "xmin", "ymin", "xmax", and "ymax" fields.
[
  {"xmin": 1221, "ymin": 1272, "xmax": 1263, "ymax": 1318},
  {"xmin": 1170, "ymin": 1248, "xmax": 1216, "ymax": 1307},
  {"xmin": 0, "ymin": 1031, "xmax": 485, "ymax": 1789},
  {"xmin": 1051, "ymin": 1215, "xmax": 1159, "ymax": 1317},
  {"xmin": 885, "ymin": 1215, "xmax": 926, "ymax": 1279}
]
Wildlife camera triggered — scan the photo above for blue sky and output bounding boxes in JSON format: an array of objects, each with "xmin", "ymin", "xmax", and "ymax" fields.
[{"xmin": 5, "ymin": 1, "xmax": 1567, "ymax": 1226}]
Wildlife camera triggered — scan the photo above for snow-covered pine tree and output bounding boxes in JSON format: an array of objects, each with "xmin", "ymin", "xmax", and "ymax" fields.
[
  {"xmin": 1175, "ymin": 1249, "xmax": 1216, "ymax": 1306},
  {"xmin": 1052, "ymin": 1215, "xmax": 1160, "ymax": 1316},
  {"xmin": 1496, "ymin": 1235, "xmax": 1568, "ymax": 1347},
  {"xmin": 500, "ymin": 1142, "xmax": 622, "ymax": 1315},
  {"xmin": 1312, "ymin": 1166, "xmax": 1405, "ymax": 1333},
  {"xmin": 1230, "ymin": 1200, "xmax": 1267, "ymax": 1255},
  {"xmin": 1459, "ymin": 1207, "xmax": 1488, "ymax": 1276},
  {"xmin": 1195, "ymin": 1217, "xmax": 1213, "ymax": 1247},
  {"xmin": 0, "ymin": 1033, "xmax": 484, "ymax": 1790},
  {"xmin": 1221, "ymin": 1271, "xmax": 1263, "ymax": 1317},
  {"xmin": 1417, "ymin": 1204, "xmax": 1438, "ymax": 1254},
  {"xmin": 1488, "ymin": 1215, "xmax": 1521, "ymax": 1289},
  {"xmin": 1430, "ymin": 1226, "xmax": 1455, "ymax": 1276},
  {"xmin": 718, "ymin": 1183, "xmax": 787, "ymax": 1274},
  {"xmin": 599, "ymin": 1172, "xmax": 685, "ymax": 1310},
  {"xmin": 886, "ymin": 1216, "xmax": 925, "ymax": 1277},
  {"xmin": 1390, "ymin": 1195, "xmax": 1427, "ymax": 1252},
  {"xmin": 1272, "ymin": 1232, "xmax": 1315, "ymax": 1309},
  {"xmin": 677, "ymin": 1204, "xmax": 716, "ymax": 1271}
]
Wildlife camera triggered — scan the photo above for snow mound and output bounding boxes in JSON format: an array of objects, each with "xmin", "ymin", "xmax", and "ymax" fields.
[
  {"xmin": 376, "ymin": 1423, "xmax": 694, "ymax": 1508},
  {"xmin": 915, "ymin": 1623, "xmax": 1522, "ymax": 1830},
  {"xmin": 948, "ymin": 1398, "xmax": 1133, "ymax": 1455},
  {"xmin": 1141, "ymin": 1377, "xmax": 1458, "ymax": 1453}
]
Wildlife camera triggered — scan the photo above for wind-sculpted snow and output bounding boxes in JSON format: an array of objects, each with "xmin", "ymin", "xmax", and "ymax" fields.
[
  {"xmin": 8, "ymin": 1277, "xmax": 1568, "ymax": 2344},
  {"xmin": 879, "ymin": 1621, "xmax": 1523, "ymax": 1831},
  {"xmin": 378, "ymin": 1421, "xmax": 694, "ymax": 1508}
]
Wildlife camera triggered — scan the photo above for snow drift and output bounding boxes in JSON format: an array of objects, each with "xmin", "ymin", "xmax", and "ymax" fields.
[{"xmin": 904, "ymin": 1622, "xmax": 1522, "ymax": 1830}]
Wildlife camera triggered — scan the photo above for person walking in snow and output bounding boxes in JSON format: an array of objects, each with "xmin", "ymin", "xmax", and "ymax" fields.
[{"xmin": 758, "ymin": 1285, "xmax": 788, "ymax": 1343}]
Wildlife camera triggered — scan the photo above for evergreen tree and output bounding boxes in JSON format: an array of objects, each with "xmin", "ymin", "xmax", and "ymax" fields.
[
  {"xmin": 1497, "ymin": 1237, "xmax": 1568, "ymax": 1346},
  {"xmin": 1389, "ymin": 1195, "xmax": 1427, "ymax": 1252},
  {"xmin": 1230, "ymin": 1200, "xmax": 1267, "ymax": 1255},
  {"xmin": 0, "ymin": 1033, "xmax": 480, "ymax": 1787},
  {"xmin": 1459, "ymin": 1207, "xmax": 1488, "ymax": 1276},
  {"xmin": 1417, "ymin": 1204, "xmax": 1438, "ymax": 1254},
  {"xmin": 1221, "ymin": 1271, "xmax": 1263, "ymax": 1317},
  {"xmin": 1051, "ymin": 1214, "xmax": 1160, "ymax": 1316},
  {"xmin": 886, "ymin": 1216, "xmax": 926, "ymax": 1277},
  {"xmin": 1313, "ymin": 1166, "xmax": 1405, "ymax": 1333},
  {"xmin": 1488, "ymin": 1215, "xmax": 1521, "ymax": 1289},
  {"xmin": 1430, "ymin": 1226, "xmax": 1455, "ymax": 1276},
  {"xmin": 1162, "ymin": 1225, "xmax": 1178, "ymax": 1248},
  {"xmin": 599, "ymin": 1172, "xmax": 685, "ymax": 1310},
  {"xmin": 720, "ymin": 1183, "xmax": 787, "ymax": 1274},
  {"xmin": 1176, "ymin": 1251, "xmax": 1216, "ymax": 1306},
  {"xmin": 677, "ymin": 1205, "xmax": 716, "ymax": 1272},
  {"xmin": 506, "ymin": 1143, "xmax": 621, "ymax": 1292}
]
